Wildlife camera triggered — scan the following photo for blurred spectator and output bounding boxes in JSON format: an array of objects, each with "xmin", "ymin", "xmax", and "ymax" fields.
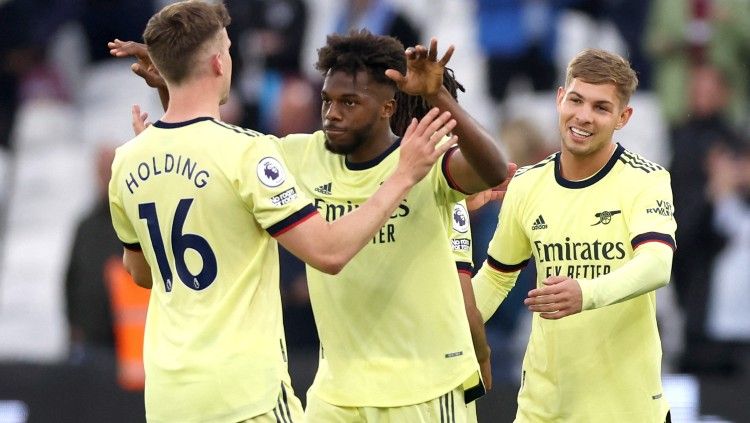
[
  {"xmin": 475, "ymin": 0, "xmax": 569, "ymax": 105},
  {"xmin": 572, "ymin": 0, "xmax": 653, "ymax": 89},
  {"xmin": 64, "ymin": 145, "xmax": 119, "ymax": 364},
  {"xmin": 227, "ymin": 0, "xmax": 318, "ymax": 135},
  {"xmin": 0, "ymin": 0, "xmax": 74, "ymax": 150},
  {"xmin": 669, "ymin": 63, "xmax": 743, "ymax": 374},
  {"xmin": 644, "ymin": 0, "xmax": 750, "ymax": 130},
  {"xmin": 705, "ymin": 142, "xmax": 750, "ymax": 351},
  {"xmin": 335, "ymin": 0, "xmax": 421, "ymax": 48}
]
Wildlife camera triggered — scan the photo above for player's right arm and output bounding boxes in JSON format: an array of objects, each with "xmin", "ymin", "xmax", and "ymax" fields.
[
  {"xmin": 277, "ymin": 109, "xmax": 458, "ymax": 274},
  {"xmin": 123, "ymin": 248, "xmax": 152, "ymax": 289},
  {"xmin": 472, "ymin": 178, "xmax": 530, "ymax": 322}
]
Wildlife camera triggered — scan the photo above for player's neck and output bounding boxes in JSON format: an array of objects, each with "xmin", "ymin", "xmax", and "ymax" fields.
[
  {"xmin": 161, "ymin": 84, "xmax": 222, "ymax": 123},
  {"xmin": 560, "ymin": 143, "xmax": 616, "ymax": 181},
  {"xmin": 345, "ymin": 129, "xmax": 398, "ymax": 164}
]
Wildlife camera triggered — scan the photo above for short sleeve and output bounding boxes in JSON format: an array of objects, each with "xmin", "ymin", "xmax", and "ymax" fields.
[
  {"xmin": 236, "ymin": 137, "xmax": 317, "ymax": 236},
  {"xmin": 433, "ymin": 146, "xmax": 467, "ymax": 207},
  {"xmin": 108, "ymin": 151, "xmax": 139, "ymax": 249},
  {"xmin": 628, "ymin": 170, "xmax": 676, "ymax": 251},
  {"xmin": 450, "ymin": 201, "xmax": 473, "ymax": 274},
  {"xmin": 485, "ymin": 178, "xmax": 532, "ymax": 272}
]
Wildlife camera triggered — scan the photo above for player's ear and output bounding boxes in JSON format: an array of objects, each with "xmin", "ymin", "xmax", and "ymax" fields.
[
  {"xmin": 555, "ymin": 86, "xmax": 566, "ymax": 110},
  {"xmin": 212, "ymin": 53, "xmax": 223, "ymax": 76},
  {"xmin": 382, "ymin": 98, "xmax": 396, "ymax": 120},
  {"xmin": 615, "ymin": 105, "xmax": 633, "ymax": 130}
]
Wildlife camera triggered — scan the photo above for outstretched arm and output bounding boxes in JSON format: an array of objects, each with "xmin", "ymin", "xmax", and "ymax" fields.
[
  {"xmin": 385, "ymin": 39, "xmax": 507, "ymax": 193},
  {"xmin": 108, "ymin": 39, "xmax": 170, "ymax": 110},
  {"xmin": 277, "ymin": 109, "xmax": 459, "ymax": 274}
]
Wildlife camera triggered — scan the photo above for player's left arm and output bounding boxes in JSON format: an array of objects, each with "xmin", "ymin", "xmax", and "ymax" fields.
[
  {"xmin": 525, "ymin": 243, "xmax": 673, "ymax": 319},
  {"xmin": 108, "ymin": 39, "xmax": 170, "ymax": 110},
  {"xmin": 451, "ymin": 201, "xmax": 492, "ymax": 390},
  {"xmin": 459, "ymin": 270, "xmax": 492, "ymax": 391},
  {"xmin": 385, "ymin": 39, "xmax": 507, "ymax": 193},
  {"xmin": 526, "ymin": 171, "xmax": 676, "ymax": 319}
]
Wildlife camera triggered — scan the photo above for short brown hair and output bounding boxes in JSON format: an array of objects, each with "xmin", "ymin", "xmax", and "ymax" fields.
[
  {"xmin": 143, "ymin": 0, "xmax": 231, "ymax": 84},
  {"xmin": 565, "ymin": 49, "xmax": 638, "ymax": 106}
]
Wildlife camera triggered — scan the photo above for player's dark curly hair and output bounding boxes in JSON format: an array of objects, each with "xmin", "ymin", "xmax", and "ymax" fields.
[
  {"xmin": 316, "ymin": 29, "xmax": 465, "ymax": 137},
  {"xmin": 316, "ymin": 29, "xmax": 406, "ymax": 90},
  {"xmin": 391, "ymin": 67, "xmax": 464, "ymax": 136}
]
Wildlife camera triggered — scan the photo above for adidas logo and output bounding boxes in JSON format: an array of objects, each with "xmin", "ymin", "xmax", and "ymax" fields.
[
  {"xmin": 531, "ymin": 215, "xmax": 547, "ymax": 230},
  {"xmin": 314, "ymin": 182, "xmax": 332, "ymax": 195}
]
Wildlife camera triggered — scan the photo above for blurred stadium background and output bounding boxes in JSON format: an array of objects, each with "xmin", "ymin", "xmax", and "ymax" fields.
[{"xmin": 0, "ymin": 0, "xmax": 749, "ymax": 422}]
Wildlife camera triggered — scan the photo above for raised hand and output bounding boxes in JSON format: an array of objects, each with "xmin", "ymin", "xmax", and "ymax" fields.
[
  {"xmin": 466, "ymin": 162, "xmax": 518, "ymax": 211},
  {"xmin": 524, "ymin": 276, "xmax": 583, "ymax": 320},
  {"xmin": 108, "ymin": 39, "xmax": 166, "ymax": 89},
  {"xmin": 132, "ymin": 104, "xmax": 151, "ymax": 136},
  {"xmin": 385, "ymin": 38, "xmax": 455, "ymax": 98},
  {"xmin": 396, "ymin": 107, "xmax": 458, "ymax": 185}
]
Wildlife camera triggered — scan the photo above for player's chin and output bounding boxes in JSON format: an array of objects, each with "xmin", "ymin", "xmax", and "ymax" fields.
[{"xmin": 324, "ymin": 137, "xmax": 354, "ymax": 156}]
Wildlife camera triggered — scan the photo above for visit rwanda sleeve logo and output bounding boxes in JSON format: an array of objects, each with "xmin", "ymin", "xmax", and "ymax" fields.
[
  {"xmin": 646, "ymin": 200, "xmax": 673, "ymax": 217},
  {"xmin": 257, "ymin": 157, "xmax": 286, "ymax": 187}
]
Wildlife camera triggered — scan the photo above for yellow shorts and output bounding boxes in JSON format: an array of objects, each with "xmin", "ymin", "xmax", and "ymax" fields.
[{"xmin": 239, "ymin": 381, "xmax": 305, "ymax": 423}]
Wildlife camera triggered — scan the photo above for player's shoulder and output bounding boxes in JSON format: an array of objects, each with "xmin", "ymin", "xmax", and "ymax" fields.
[
  {"xmin": 277, "ymin": 131, "xmax": 324, "ymax": 156},
  {"xmin": 208, "ymin": 119, "xmax": 275, "ymax": 143},
  {"xmin": 113, "ymin": 134, "xmax": 143, "ymax": 164},
  {"xmin": 279, "ymin": 130, "xmax": 323, "ymax": 146},
  {"xmin": 512, "ymin": 152, "xmax": 557, "ymax": 181},
  {"xmin": 617, "ymin": 147, "xmax": 669, "ymax": 178},
  {"xmin": 209, "ymin": 119, "xmax": 271, "ymax": 139}
]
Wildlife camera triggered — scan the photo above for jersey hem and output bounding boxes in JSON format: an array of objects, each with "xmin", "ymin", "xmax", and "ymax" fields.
[{"xmin": 310, "ymin": 365, "xmax": 479, "ymax": 408}]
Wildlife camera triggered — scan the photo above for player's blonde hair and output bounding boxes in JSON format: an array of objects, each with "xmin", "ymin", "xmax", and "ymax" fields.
[
  {"xmin": 143, "ymin": 0, "xmax": 231, "ymax": 84},
  {"xmin": 565, "ymin": 49, "xmax": 638, "ymax": 107}
]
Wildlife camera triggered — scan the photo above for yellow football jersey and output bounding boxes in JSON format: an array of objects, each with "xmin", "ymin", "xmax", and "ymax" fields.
[
  {"xmin": 278, "ymin": 132, "xmax": 480, "ymax": 407},
  {"xmin": 109, "ymin": 117, "xmax": 316, "ymax": 423},
  {"xmin": 476, "ymin": 144, "xmax": 675, "ymax": 422}
]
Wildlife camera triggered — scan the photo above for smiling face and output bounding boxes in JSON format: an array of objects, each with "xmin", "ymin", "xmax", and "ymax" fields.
[
  {"xmin": 556, "ymin": 78, "xmax": 632, "ymax": 163},
  {"xmin": 320, "ymin": 69, "xmax": 395, "ymax": 157}
]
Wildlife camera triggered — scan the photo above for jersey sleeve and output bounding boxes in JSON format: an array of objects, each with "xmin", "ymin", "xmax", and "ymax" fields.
[
  {"xmin": 237, "ymin": 137, "xmax": 317, "ymax": 236},
  {"xmin": 434, "ymin": 146, "xmax": 468, "ymax": 206},
  {"xmin": 450, "ymin": 201, "xmax": 474, "ymax": 275},
  {"xmin": 485, "ymin": 177, "xmax": 532, "ymax": 270},
  {"xmin": 472, "ymin": 179, "xmax": 531, "ymax": 321},
  {"xmin": 578, "ymin": 169, "xmax": 676, "ymax": 310},
  {"xmin": 628, "ymin": 169, "xmax": 676, "ymax": 250},
  {"xmin": 108, "ymin": 150, "xmax": 140, "ymax": 250},
  {"xmin": 275, "ymin": 133, "xmax": 308, "ymax": 178}
]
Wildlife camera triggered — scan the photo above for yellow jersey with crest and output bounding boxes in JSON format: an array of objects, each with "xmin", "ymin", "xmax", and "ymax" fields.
[
  {"xmin": 478, "ymin": 144, "xmax": 675, "ymax": 422},
  {"xmin": 108, "ymin": 117, "xmax": 317, "ymax": 423},
  {"xmin": 278, "ymin": 131, "xmax": 481, "ymax": 407}
]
